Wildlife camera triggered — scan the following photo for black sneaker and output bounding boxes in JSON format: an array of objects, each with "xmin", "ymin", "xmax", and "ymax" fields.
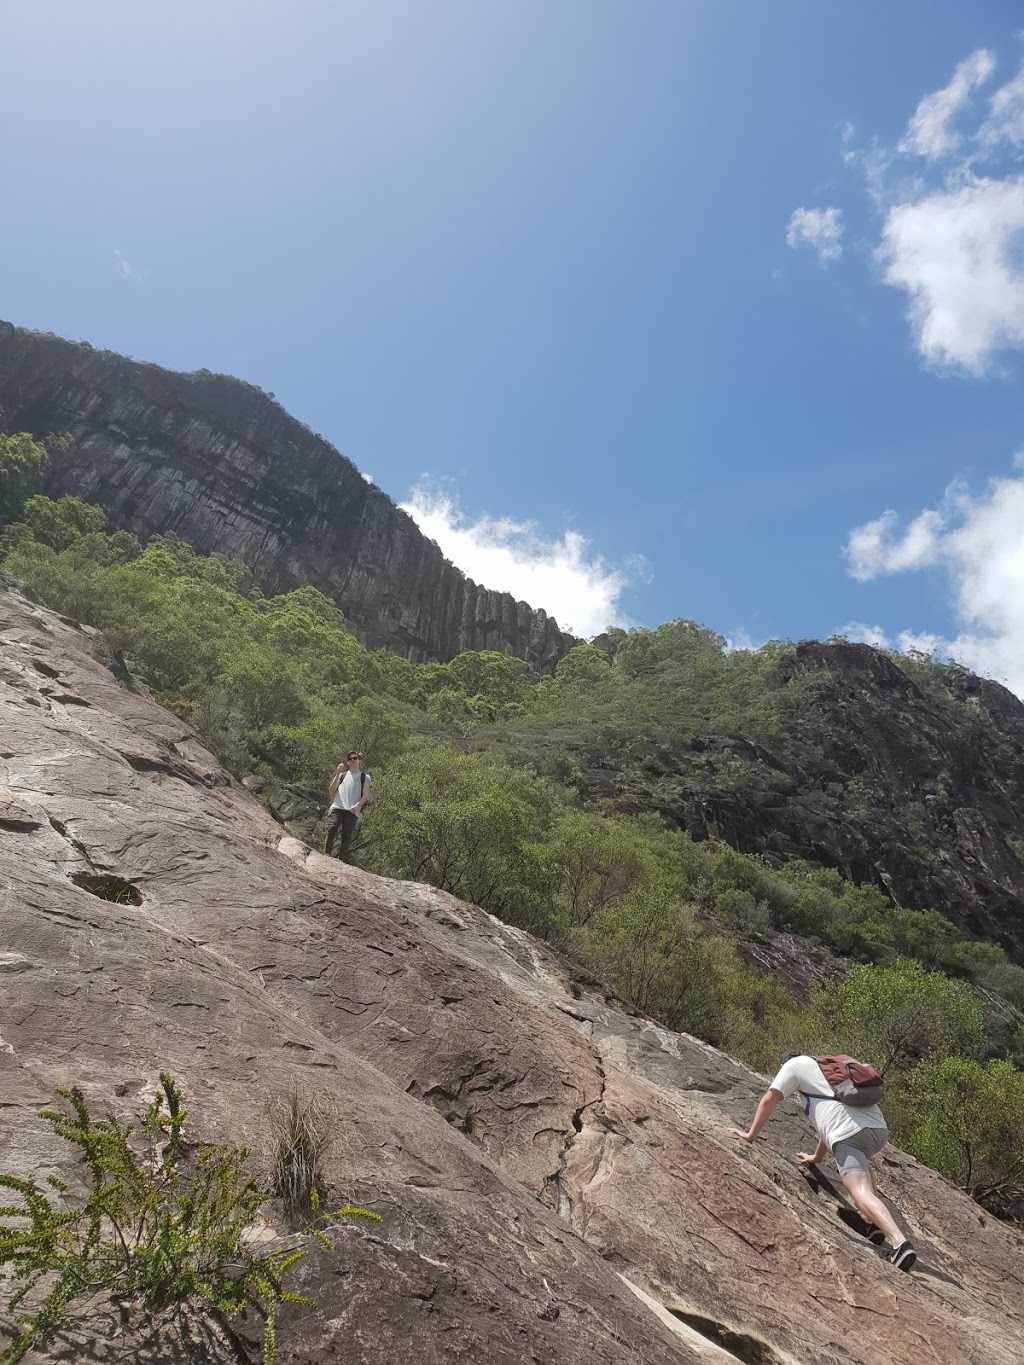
[
  {"xmin": 888, "ymin": 1240, "xmax": 916, "ymax": 1271},
  {"xmin": 862, "ymin": 1221, "xmax": 887, "ymax": 1246}
]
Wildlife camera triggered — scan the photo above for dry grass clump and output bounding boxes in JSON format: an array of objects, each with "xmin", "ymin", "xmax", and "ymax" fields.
[{"xmin": 268, "ymin": 1092, "xmax": 338, "ymax": 1226}]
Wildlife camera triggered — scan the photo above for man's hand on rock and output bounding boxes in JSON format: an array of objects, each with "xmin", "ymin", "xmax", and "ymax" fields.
[
  {"xmin": 795, "ymin": 1151, "xmax": 819, "ymax": 1166},
  {"xmin": 728, "ymin": 1128, "xmax": 754, "ymax": 1144}
]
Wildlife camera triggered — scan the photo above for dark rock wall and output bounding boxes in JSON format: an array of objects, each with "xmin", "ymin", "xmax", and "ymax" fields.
[
  {"xmin": 578, "ymin": 639, "xmax": 1024, "ymax": 954},
  {"xmin": 0, "ymin": 322, "xmax": 575, "ymax": 667}
]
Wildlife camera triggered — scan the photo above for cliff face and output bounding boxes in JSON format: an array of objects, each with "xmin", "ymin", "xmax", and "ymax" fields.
[
  {"xmin": 3, "ymin": 574, "xmax": 1024, "ymax": 1365},
  {"xmin": 0, "ymin": 321, "xmax": 574, "ymax": 667}
]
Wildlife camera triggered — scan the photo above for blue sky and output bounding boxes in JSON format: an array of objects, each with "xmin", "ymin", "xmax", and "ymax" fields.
[{"xmin": 2, "ymin": 2, "xmax": 1024, "ymax": 690}]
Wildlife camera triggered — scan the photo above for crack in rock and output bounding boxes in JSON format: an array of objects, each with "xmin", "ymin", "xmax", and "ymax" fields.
[{"xmin": 545, "ymin": 1055, "xmax": 608, "ymax": 1229}]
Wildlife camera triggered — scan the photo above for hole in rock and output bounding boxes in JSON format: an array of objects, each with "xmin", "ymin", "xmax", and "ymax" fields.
[
  {"xmin": 667, "ymin": 1310, "xmax": 783, "ymax": 1365},
  {"xmin": 71, "ymin": 873, "xmax": 143, "ymax": 906}
]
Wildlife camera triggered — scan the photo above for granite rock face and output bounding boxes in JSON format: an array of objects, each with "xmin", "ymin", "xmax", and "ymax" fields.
[
  {"xmin": 0, "ymin": 322, "xmax": 574, "ymax": 667},
  {"xmin": 3, "ymin": 575, "xmax": 1024, "ymax": 1364}
]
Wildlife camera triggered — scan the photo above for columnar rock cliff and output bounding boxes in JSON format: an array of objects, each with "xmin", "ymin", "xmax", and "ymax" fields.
[
  {"xmin": 0, "ymin": 321, "xmax": 574, "ymax": 667},
  {"xmin": 3, "ymin": 575, "xmax": 1024, "ymax": 1364}
]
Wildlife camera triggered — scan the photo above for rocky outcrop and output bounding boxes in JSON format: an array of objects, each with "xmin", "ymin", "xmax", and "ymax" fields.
[
  {"xmin": 3, "ymin": 575, "xmax": 1024, "ymax": 1364},
  {"xmin": 0, "ymin": 322, "xmax": 574, "ymax": 667},
  {"xmin": 577, "ymin": 640, "xmax": 1024, "ymax": 956}
]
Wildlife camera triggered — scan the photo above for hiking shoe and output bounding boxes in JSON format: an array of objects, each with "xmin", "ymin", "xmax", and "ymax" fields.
[
  {"xmin": 862, "ymin": 1221, "xmax": 887, "ymax": 1246},
  {"xmin": 888, "ymin": 1240, "xmax": 917, "ymax": 1271}
]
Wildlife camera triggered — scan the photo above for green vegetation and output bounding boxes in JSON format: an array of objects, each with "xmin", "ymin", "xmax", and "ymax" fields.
[
  {"xmin": 1, "ymin": 446, "xmax": 1022, "ymax": 1221},
  {"xmin": 0, "ymin": 1076, "xmax": 379, "ymax": 1365},
  {"xmin": 886, "ymin": 1056, "xmax": 1024, "ymax": 1220},
  {"xmin": 802, "ymin": 960, "xmax": 985, "ymax": 1075},
  {"xmin": 0, "ymin": 433, "xmax": 49, "ymax": 525}
]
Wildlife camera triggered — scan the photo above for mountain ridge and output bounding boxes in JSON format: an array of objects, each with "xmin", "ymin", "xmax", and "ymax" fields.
[{"xmin": 0, "ymin": 320, "xmax": 576, "ymax": 668}]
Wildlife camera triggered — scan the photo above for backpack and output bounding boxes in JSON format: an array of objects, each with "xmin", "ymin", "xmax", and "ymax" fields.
[{"xmin": 801, "ymin": 1055, "xmax": 884, "ymax": 1111}]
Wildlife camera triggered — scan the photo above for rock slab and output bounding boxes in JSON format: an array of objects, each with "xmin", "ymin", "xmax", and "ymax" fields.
[{"xmin": 1, "ymin": 574, "xmax": 1023, "ymax": 1364}]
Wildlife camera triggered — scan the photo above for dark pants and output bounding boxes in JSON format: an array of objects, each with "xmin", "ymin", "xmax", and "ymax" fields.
[{"xmin": 325, "ymin": 809, "xmax": 359, "ymax": 862}]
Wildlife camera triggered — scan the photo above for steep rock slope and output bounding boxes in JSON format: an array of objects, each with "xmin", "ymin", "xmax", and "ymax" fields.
[
  {"xmin": 0, "ymin": 322, "xmax": 574, "ymax": 667},
  {"xmin": 2, "ymin": 574, "xmax": 1023, "ymax": 1364}
]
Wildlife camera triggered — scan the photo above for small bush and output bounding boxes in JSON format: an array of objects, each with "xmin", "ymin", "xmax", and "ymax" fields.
[{"xmin": 0, "ymin": 1076, "xmax": 378, "ymax": 1365}]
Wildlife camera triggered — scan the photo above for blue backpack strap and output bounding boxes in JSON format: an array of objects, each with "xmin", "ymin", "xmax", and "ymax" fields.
[{"xmin": 799, "ymin": 1090, "xmax": 834, "ymax": 1116}]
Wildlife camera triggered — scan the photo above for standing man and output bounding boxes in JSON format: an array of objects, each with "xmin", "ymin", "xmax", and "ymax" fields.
[
  {"xmin": 728, "ymin": 1053, "xmax": 917, "ymax": 1271},
  {"xmin": 324, "ymin": 750, "xmax": 372, "ymax": 863}
]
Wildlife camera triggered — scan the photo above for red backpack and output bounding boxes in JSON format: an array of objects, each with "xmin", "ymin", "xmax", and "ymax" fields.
[{"xmin": 806, "ymin": 1055, "xmax": 884, "ymax": 1108}]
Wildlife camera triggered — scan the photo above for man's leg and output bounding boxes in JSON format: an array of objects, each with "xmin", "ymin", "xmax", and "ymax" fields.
[
  {"xmin": 840, "ymin": 1168, "xmax": 902, "ymax": 1246},
  {"xmin": 324, "ymin": 809, "xmax": 343, "ymax": 858},
  {"xmin": 338, "ymin": 811, "xmax": 359, "ymax": 863}
]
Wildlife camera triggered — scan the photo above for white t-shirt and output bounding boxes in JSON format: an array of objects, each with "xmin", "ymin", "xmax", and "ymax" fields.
[
  {"xmin": 330, "ymin": 768, "xmax": 372, "ymax": 816},
  {"xmin": 770, "ymin": 1056, "xmax": 887, "ymax": 1150}
]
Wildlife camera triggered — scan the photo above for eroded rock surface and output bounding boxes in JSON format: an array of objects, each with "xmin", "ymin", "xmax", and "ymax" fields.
[
  {"xmin": 0, "ymin": 322, "xmax": 574, "ymax": 667},
  {"xmin": 2, "ymin": 575, "xmax": 1023, "ymax": 1365}
]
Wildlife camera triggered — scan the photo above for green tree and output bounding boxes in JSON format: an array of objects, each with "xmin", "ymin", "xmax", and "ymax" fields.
[
  {"xmin": 886, "ymin": 1056, "xmax": 1024, "ymax": 1216},
  {"xmin": 438, "ymin": 650, "xmax": 535, "ymax": 719},
  {"xmin": 804, "ymin": 960, "xmax": 985, "ymax": 1074},
  {"xmin": 362, "ymin": 741, "xmax": 550, "ymax": 927},
  {"xmin": 550, "ymin": 644, "xmax": 615, "ymax": 695},
  {"xmin": 22, "ymin": 495, "xmax": 105, "ymax": 552},
  {"xmin": 265, "ymin": 696, "xmax": 410, "ymax": 789},
  {"xmin": 540, "ymin": 809, "xmax": 664, "ymax": 932},
  {"xmin": 0, "ymin": 433, "xmax": 48, "ymax": 524}
]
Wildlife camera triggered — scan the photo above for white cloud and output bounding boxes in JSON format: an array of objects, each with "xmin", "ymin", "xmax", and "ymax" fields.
[
  {"xmin": 400, "ymin": 484, "xmax": 643, "ymax": 637},
  {"xmin": 723, "ymin": 628, "xmax": 765, "ymax": 653},
  {"xmin": 786, "ymin": 206, "xmax": 844, "ymax": 264},
  {"xmin": 878, "ymin": 176, "xmax": 1024, "ymax": 373},
  {"xmin": 836, "ymin": 621, "xmax": 891, "ymax": 648},
  {"xmin": 979, "ymin": 65, "xmax": 1024, "ymax": 152},
  {"xmin": 809, "ymin": 51, "xmax": 1024, "ymax": 373},
  {"xmin": 844, "ymin": 462, "xmax": 1024, "ymax": 696},
  {"xmin": 833, "ymin": 621, "xmax": 947, "ymax": 658},
  {"xmin": 898, "ymin": 48, "xmax": 995, "ymax": 159},
  {"xmin": 844, "ymin": 505, "xmax": 945, "ymax": 580},
  {"xmin": 361, "ymin": 472, "xmax": 374, "ymax": 484},
  {"xmin": 113, "ymin": 248, "xmax": 141, "ymax": 282}
]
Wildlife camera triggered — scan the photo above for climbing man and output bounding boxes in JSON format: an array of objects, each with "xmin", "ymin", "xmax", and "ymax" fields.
[
  {"xmin": 324, "ymin": 750, "xmax": 372, "ymax": 864},
  {"xmin": 728, "ymin": 1053, "xmax": 916, "ymax": 1271}
]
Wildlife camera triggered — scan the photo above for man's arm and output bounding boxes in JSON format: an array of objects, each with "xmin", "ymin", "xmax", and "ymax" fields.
[
  {"xmin": 796, "ymin": 1137, "xmax": 828, "ymax": 1166},
  {"xmin": 328, "ymin": 764, "xmax": 343, "ymax": 799},
  {"xmin": 729, "ymin": 1088, "xmax": 783, "ymax": 1144},
  {"xmin": 355, "ymin": 774, "xmax": 372, "ymax": 813}
]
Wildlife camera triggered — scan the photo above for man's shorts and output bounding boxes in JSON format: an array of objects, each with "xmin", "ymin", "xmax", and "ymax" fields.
[{"xmin": 832, "ymin": 1126, "xmax": 888, "ymax": 1177}]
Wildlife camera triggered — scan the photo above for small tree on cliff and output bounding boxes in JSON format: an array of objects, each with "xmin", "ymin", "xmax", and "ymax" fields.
[{"xmin": 0, "ymin": 433, "xmax": 49, "ymax": 525}]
